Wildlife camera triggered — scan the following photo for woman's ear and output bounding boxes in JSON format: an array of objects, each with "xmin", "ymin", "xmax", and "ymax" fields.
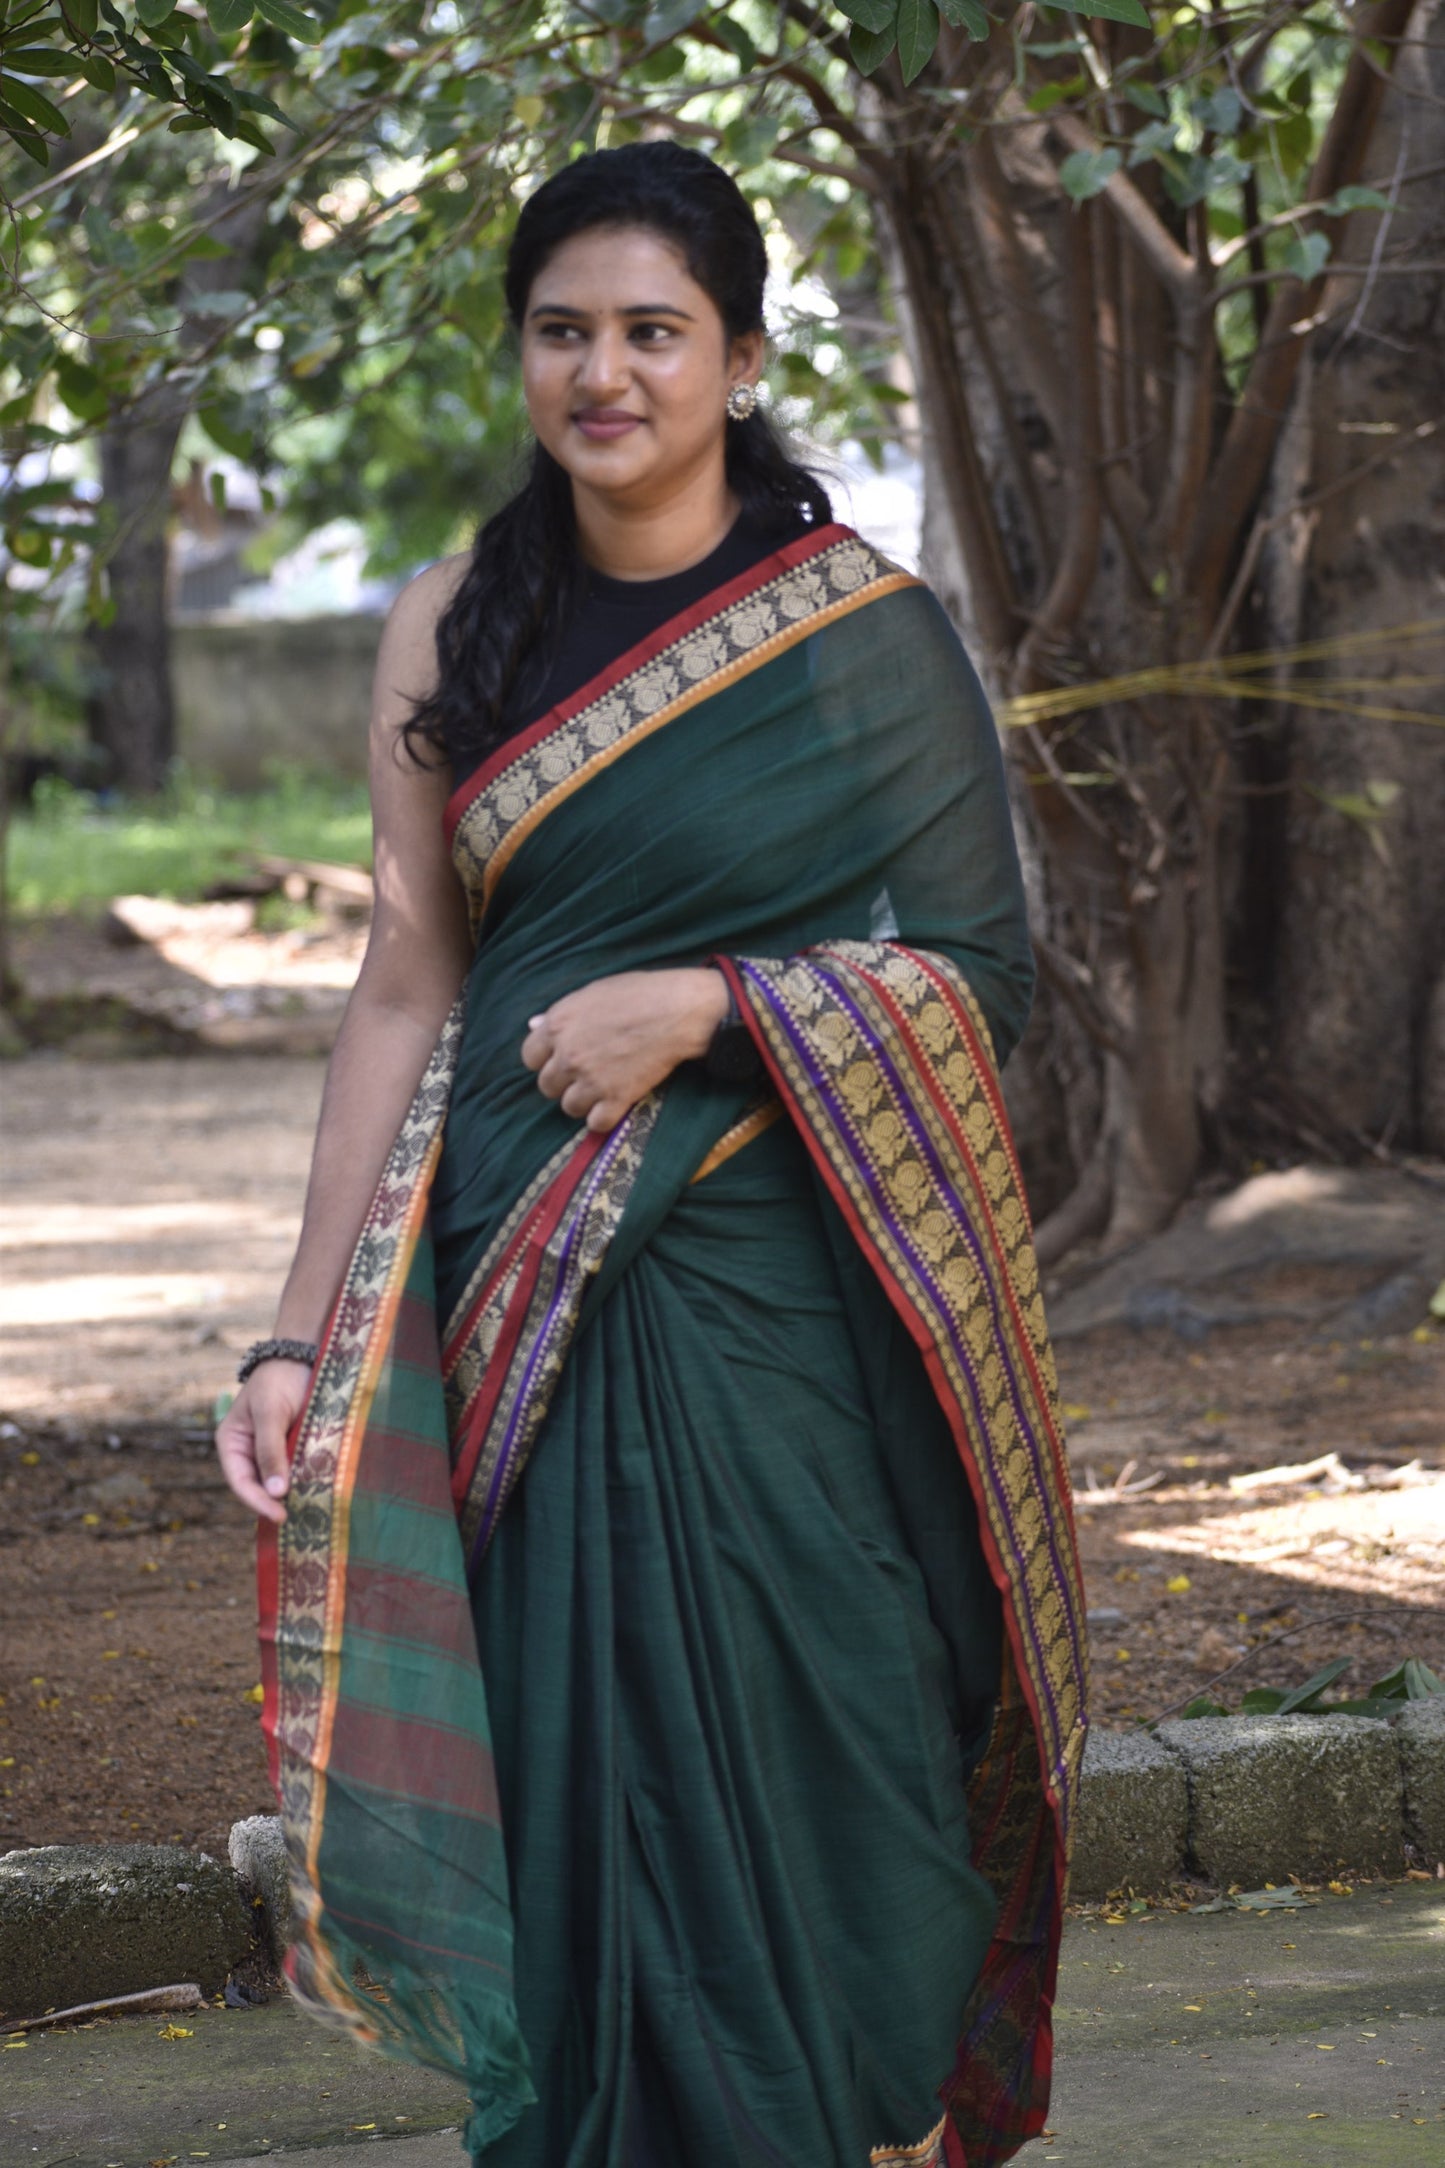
[{"xmin": 729, "ymin": 327, "xmax": 766, "ymax": 391}]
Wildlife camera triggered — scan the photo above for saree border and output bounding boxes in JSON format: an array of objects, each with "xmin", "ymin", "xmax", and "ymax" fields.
[
  {"xmin": 442, "ymin": 1094, "xmax": 662, "ymax": 1568},
  {"xmin": 717, "ymin": 941, "xmax": 1087, "ymax": 2158},
  {"xmin": 446, "ymin": 525, "xmax": 918, "ymax": 928},
  {"xmin": 871, "ymin": 2111, "xmax": 950, "ymax": 2166},
  {"xmin": 257, "ymin": 997, "xmax": 466, "ymax": 2034}
]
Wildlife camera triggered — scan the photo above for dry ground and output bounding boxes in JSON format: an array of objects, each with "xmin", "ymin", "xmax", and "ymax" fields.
[{"xmin": 2, "ymin": 1029, "xmax": 1442, "ymax": 1857}]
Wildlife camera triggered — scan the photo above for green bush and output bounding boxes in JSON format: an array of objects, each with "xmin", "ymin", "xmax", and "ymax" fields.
[{"xmin": 6, "ymin": 768, "xmax": 373, "ymax": 918}]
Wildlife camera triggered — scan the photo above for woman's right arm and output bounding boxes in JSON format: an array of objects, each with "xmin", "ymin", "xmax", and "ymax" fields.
[{"xmin": 215, "ymin": 558, "xmax": 474, "ymax": 1523}]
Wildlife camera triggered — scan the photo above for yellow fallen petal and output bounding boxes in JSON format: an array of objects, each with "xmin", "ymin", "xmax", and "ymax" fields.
[
  {"xmin": 1182, "ymin": 2005, "xmax": 1203, "ymax": 2012},
  {"xmin": 157, "ymin": 2024, "xmax": 193, "ymax": 2041},
  {"xmin": 242, "ymin": 1684, "xmax": 264, "ymax": 1705}
]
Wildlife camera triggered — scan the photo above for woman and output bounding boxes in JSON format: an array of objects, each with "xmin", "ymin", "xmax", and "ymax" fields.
[{"xmin": 217, "ymin": 142, "xmax": 1086, "ymax": 2168}]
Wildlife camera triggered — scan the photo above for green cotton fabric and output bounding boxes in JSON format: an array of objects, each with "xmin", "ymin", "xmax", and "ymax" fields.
[
  {"xmin": 469, "ymin": 1116, "xmax": 1004, "ymax": 2167},
  {"xmin": 420, "ymin": 574, "xmax": 1035, "ymax": 2164}
]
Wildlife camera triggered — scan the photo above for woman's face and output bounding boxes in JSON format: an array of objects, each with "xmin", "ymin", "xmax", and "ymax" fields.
[{"xmin": 520, "ymin": 224, "xmax": 762, "ymax": 509}]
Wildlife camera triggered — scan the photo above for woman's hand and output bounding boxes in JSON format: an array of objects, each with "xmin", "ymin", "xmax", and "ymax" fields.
[
  {"xmin": 215, "ymin": 1358, "xmax": 314, "ymax": 1525},
  {"xmin": 522, "ymin": 968, "xmax": 729, "ymax": 1133}
]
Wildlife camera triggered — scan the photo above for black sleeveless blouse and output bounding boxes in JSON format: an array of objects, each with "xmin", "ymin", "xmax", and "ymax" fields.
[{"xmin": 447, "ymin": 510, "xmax": 809, "ymax": 788}]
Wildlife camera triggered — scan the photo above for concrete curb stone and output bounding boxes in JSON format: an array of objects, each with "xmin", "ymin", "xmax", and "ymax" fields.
[
  {"xmin": 0, "ymin": 1842, "xmax": 251, "ymax": 2023},
  {"xmin": 1068, "ymin": 1727, "xmax": 1187, "ymax": 1896},
  {"xmin": 1396, "ymin": 1695, "xmax": 1445, "ymax": 1865},
  {"xmin": 1154, "ymin": 1711, "xmax": 1404, "ymax": 1885},
  {"xmin": 229, "ymin": 1812, "xmax": 294, "ymax": 1962}
]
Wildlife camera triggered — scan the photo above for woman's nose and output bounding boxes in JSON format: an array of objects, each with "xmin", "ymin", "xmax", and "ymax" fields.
[{"xmin": 575, "ymin": 330, "xmax": 630, "ymax": 397}]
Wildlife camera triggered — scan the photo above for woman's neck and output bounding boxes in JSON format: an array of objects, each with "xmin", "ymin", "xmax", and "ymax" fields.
[{"xmin": 572, "ymin": 468, "xmax": 740, "ymax": 583}]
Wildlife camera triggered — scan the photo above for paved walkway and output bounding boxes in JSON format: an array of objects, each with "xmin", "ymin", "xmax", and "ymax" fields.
[{"xmin": 4, "ymin": 1885, "xmax": 1442, "ymax": 2167}]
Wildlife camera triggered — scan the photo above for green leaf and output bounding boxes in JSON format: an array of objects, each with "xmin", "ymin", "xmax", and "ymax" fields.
[
  {"xmin": 2, "ymin": 48, "xmax": 78, "ymax": 74},
  {"xmin": 60, "ymin": 0, "xmax": 99, "ymax": 34},
  {"xmin": 849, "ymin": 15, "xmax": 896, "ymax": 70},
  {"xmin": 1195, "ymin": 85, "xmax": 1241, "ymax": 136},
  {"xmin": 1283, "ymin": 229, "xmax": 1330, "ymax": 281},
  {"xmin": 198, "ymin": 402, "xmax": 253, "ymax": 458},
  {"xmin": 205, "ymin": 0, "xmax": 254, "ymax": 29},
  {"xmin": 643, "ymin": 0, "xmax": 703, "ymax": 37},
  {"xmin": 1325, "ymin": 184, "xmax": 1393, "ymax": 216},
  {"xmin": 54, "ymin": 352, "xmax": 108, "ymax": 420},
  {"xmin": 710, "ymin": 15, "xmax": 758, "ymax": 65},
  {"xmin": 1176, "ymin": 1695, "xmax": 1230, "ymax": 1719},
  {"xmin": 1276, "ymin": 1658, "xmax": 1352, "ymax": 1715},
  {"xmin": 77, "ymin": 51, "xmax": 115, "ymax": 88},
  {"xmin": 1037, "ymin": 0, "xmax": 1150, "ymax": 26},
  {"xmin": 1058, "ymin": 145, "xmax": 1120, "ymax": 201},
  {"xmin": 935, "ymin": 0, "xmax": 988, "ymax": 36},
  {"xmin": 1239, "ymin": 1687, "xmax": 1287, "ymax": 1714},
  {"xmin": 1028, "ymin": 75, "xmax": 1086, "ymax": 115},
  {"xmin": 895, "ymin": 0, "xmax": 937, "ymax": 83},
  {"xmin": 834, "ymin": 0, "xmax": 894, "ymax": 30},
  {"xmin": 134, "ymin": 0, "xmax": 177, "ymax": 23},
  {"xmin": 0, "ymin": 72, "xmax": 69, "ymax": 130},
  {"xmin": 1123, "ymin": 81, "xmax": 1168, "ymax": 120},
  {"xmin": 255, "ymin": 0, "xmax": 321, "ymax": 41}
]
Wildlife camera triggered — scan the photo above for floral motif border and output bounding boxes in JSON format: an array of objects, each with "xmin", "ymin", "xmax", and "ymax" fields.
[
  {"xmin": 445, "ymin": 1092, "xmax": 662, "ymax": 1570},
  {"xmin": 261, "ymin": 997, "xmax": 466, "ymax": 2019},
  {"xmin": 725, "ymin": 943, "xmax": 1087, "ymax": 1831},
  {"xmin": 451, "ymin": 535, "xmax": 917, "ymax": 925}
]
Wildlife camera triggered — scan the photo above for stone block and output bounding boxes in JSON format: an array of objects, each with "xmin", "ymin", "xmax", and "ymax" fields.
[
  {"xmin": 1397, "ymin": 1697, "xmax": 1445, "ymax": 1866},
  {"xmin": 1070, "ymin": 1728, "xmax": 1188, "ymax": 1897},
  {"xmin": 1157, "ymin": 1714, "xmax": 1403, "ymax": 1886},
  {"xmin": 228, "ymin": 1814, "xmax": 293, "ymax": 1957},
  {"xmin": 0, "ymin": 1843, "xmax": 251, "ymax": 2024}
]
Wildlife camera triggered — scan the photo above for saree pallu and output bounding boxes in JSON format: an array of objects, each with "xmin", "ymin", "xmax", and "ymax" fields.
[{"xmin": 258, "ymin": 524, "xmax": 1088, "ymax": 2168}]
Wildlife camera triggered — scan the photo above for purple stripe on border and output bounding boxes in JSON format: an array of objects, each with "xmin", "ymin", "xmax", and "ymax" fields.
[
  {"xmin": 740, "ymin": 960, "xmax": 1082, "ymax": 1787},
  {"xmin": 808, "ymin": 966, "xmax": 1087, "ymax": 1720},
  {"xmin": 465, "ymin": 1116, "xmax": 636, "ymax": 1569}
]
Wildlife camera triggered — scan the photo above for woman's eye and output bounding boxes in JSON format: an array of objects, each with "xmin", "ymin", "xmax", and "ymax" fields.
[{"xmin": 631, "ymin": 323, "xmax": 673, "ymax": 344}]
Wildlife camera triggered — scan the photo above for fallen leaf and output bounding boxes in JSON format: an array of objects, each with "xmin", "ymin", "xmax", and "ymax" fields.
[
  {"xmin": 1183, "ymin": 2004, "xmax": 1203, "ymax": 2012},
  {"xmin": 1166, "ymin": 1574, "xmax": 1192, "ymax": 1594},
  {"xmin": 157, "ymin": 2024, "xmax": 193, "ymax": 2041},
  {"xmin": 242, "ymin": 1684, "xmax": 264, "ymax": 1705}
]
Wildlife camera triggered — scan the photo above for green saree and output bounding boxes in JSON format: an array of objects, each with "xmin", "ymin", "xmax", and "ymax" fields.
[{"xmin": 258, "ymin": 524, "xmax": 1087, "ymax": 2168}]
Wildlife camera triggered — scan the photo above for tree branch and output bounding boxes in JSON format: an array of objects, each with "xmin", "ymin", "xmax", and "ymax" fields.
[
  {"xmin": 1181, "ymin": 0, "xmax": 1423, "ymax": 616},
  {"xmin": 1049, "ymin": 113, "xmax": 1200, "ymax": 299}
]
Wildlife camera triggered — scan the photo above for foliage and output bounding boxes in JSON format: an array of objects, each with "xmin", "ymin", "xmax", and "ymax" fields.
[
  {"xmin": 5, "ymin": 0, "xmax": 1137, "ymax": 583},
  {"xmin": 7, "ymin": 767, "xmax": 371, "ymax": 914},
  {"xmin": 1175, "ymin": 1657, "xmax": 1445, "ymax": 1725}
]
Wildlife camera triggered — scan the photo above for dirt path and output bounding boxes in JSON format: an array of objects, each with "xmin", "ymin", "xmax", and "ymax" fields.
[{"xmin": 2, "ymin": 1054, "xmax": 1441, "ymax": 1857}]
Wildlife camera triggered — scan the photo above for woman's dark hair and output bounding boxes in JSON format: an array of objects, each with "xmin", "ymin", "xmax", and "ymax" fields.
[{"xmin": 403, "ymin": 140, "xmax": 832, "ymax": 770}]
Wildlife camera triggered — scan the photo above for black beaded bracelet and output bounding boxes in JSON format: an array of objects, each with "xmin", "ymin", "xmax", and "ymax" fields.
[{"xmin": 238, "ymin": 1337, "xmax": 319, "ymax": 1385}]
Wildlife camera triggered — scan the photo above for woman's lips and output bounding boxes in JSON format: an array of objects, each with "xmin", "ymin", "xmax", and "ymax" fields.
[{"xmin": 573, "ymin": 410, "xmax": 644, "ymax": 441}]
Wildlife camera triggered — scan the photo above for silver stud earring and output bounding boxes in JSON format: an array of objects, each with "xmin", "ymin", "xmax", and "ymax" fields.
[{"xmin": 726, "ymin": 382, "xmax": 759, "ymax": 421}]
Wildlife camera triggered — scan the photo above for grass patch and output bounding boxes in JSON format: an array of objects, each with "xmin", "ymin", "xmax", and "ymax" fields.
[{"xmin": 6, "ymin": 770, "xmax": 373, "ymax": 918}]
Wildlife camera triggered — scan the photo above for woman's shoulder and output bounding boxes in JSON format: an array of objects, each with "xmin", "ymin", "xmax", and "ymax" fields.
[{"xmin": 373, "ymin": 553, "xmax": 471, "ymax": 688}]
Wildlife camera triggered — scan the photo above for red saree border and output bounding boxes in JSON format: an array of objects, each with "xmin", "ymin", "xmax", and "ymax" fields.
[
  {"xmin": 258, "ymin": 998, "xmax": 466, "ymax": 2036},
  {"xmin": 442, "ymin": 1093, "xmax": 662, "ymax": 1568},
  {"xmin": 443, "ymin": 519, "xmax": 854, "ymax": 842},
  {"xmin": 447, "ymin": 529, "xmax": 919, "ymax": 929},
  {"xmin": 716, "ymin": 942, "xmax": 1087, "ymax": 2162}
]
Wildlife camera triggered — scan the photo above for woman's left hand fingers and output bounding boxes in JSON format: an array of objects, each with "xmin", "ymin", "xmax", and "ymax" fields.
[{"xmin": 521, "ymin": 1021, "xmax": 553, "ymax": 1074}]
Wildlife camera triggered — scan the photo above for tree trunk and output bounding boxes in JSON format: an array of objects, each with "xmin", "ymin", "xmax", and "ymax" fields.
[
  {"xmin": 87, "ymin": 401, "xmax": 185, "ymax": 796},
  {"xmin": 861, "ymin": 7, "xmax": 1418, "ymax": 1250},
  {"xmin": 1268, "ymin": 0, "xmax": 1445, "ymax": 1147}
]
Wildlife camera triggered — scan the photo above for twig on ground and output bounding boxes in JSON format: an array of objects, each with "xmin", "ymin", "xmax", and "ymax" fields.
[
  {"xmin": 5, "ymin": 1981, "xmax": 202, "ymax": 2033},
  {"xmin": 1142, "ymin": 1606, "xmax": 1439, "ymax": 1726}
]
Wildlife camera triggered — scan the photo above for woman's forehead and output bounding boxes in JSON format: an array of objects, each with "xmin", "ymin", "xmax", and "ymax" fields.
[{"xmin": 526, "ymin": 226, "xmax": 709, "ymax": 314}]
